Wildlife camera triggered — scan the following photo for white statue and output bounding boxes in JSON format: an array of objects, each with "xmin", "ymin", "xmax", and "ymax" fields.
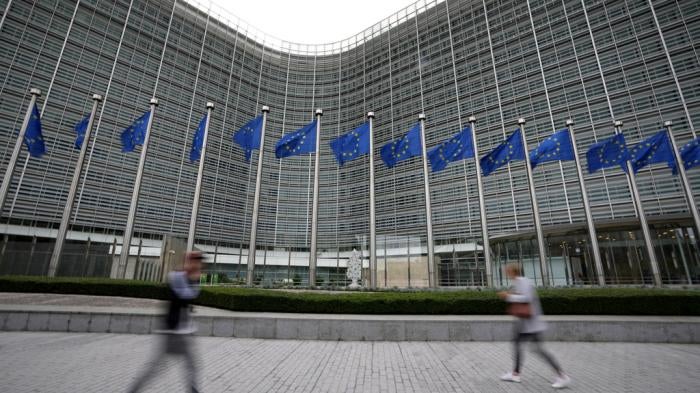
[{"xmin": 346, "ymin": 248, "xmax": 362, "ymax": 288}]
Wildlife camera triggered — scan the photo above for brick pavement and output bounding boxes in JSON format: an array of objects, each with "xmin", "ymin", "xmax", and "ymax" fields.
[{"xmin": 0, "ymin": 332, "xmax": 698, "ymax": 392}]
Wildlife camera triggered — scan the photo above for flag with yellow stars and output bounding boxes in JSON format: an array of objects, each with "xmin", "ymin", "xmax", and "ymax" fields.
[
  {"xmin": 529, "ymin": 128, "xmax": 574, "ymax": 170},
  {"xmin": 628, "ymin": 130, "xmax": 675, "ymax": 173},
  {"xmin": 233, "ymin": 115, "xmax": 263, "ymax": 161},
  {"xmin": 380, "ymin": 123, "xmax": 422, "ymax": 168},
  {"xmin": 427, "ymin": 126, "xmax": 474, "ymax": 172},
  {"xmin": 275, "ymin": 119, "xmax": 317, "ymax": 159},
  {"xmin": 330, "ymin": 121, "xmax": 370, "ymax": 166},
  {"xmin": 120, "ymin": 110, "xmax": 151, "ymax": 153},
  {"xmin": 673, "ymin": 136, "xmax": 700, "ymax": 174},
  {"xmin": 190, "ymin": 113, "xmax": 208, "ymax": 162},
  {"xmin": 23, "ymin": 103, "xmax": 46, "ymax": 158},
  {"xmin": 73, "ymin": 114, "xmax": 90, "ymax": 149},
  {"xmin": 586, "ymin": 133, "xmax": 629, "ymax": 174},
  {"xmin": 479, "ymin": 128, "xmax": 525, "ymax": 176}
]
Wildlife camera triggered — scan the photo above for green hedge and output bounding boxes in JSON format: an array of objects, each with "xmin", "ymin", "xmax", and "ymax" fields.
[{"xmin": 1, "ymin": 276, "xmax": 698, "ymax": 315}]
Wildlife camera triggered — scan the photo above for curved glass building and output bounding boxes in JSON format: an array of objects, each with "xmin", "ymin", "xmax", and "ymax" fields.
[{"xmin": 0, "ymin": 0, "xmax": 698, "ymax": 286}]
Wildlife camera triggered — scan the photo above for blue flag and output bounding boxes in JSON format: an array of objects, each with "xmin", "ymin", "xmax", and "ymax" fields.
[
  {"xmin": 628, "ymin": 130, "xmax": 675, "ymax": 173},
  {"xmin": 23, "ymin": 103, "xmax": 46, "ymax": 158},
  {"xmin": 529, "ymin": 128, "xmax": 575, "ymax": 169},
  {"xmin": 190, "ymin": 114, "xmax": 208, "ymax": 162},
  {"xmin": 330, "ymin": 122, "xmax": 370, "ymax": 166},
  {"xmin": 121, "ymin": 111, "xmax": 150, "ymax": 152},
  {"xmin": 674, "ymin": 136, "xmax": 700, "ymax": 174},
  {"xmin": 275, "ymin": 119, "xmax": 317, "ymax": 158},
  {"xmin": 479, "ymin": 128, "xmax": 525, "ymax": 177},
  {"xmin": 233, "ymin": 115, "xmax": 263, "ymax": 161},
  {"xmin": 428, "ymin": 126, "xmax": 474, "ymax": 172},
  {"xmin": 586, "ymin": 133, "xmax": 628, "ymax": 174},
  {"xmin": 74, "ymin": 114, "xmax": 90, "ymax": 149},
  {"xmin": 380, "ymin": 123, "xmax": 422, "ymax": 168}
]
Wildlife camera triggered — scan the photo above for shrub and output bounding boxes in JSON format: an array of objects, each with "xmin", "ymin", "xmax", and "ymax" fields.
[{"xmin": 1, "ymin": 276, "xmax": 698, "ymax": 315}]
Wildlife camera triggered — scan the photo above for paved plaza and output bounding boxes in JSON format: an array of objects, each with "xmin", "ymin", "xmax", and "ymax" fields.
[{"xmin": 0, "ymin": 332, "xmax": 698, "ymax": 392}]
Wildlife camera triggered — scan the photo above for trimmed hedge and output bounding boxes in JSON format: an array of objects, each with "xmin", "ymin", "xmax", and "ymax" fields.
[
  {"xmin": 0, "ymin": 276, "xmax": 168, "ymax": 300},
  {"xmin": 1, "ymin": 276, "xmax": 699, "ymax": 315}
]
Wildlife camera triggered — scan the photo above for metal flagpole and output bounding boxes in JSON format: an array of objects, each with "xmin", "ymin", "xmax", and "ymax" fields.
[
  {"xmin": 246, "ymin": 105, "xmax": 269, "ymax": 285},
  {"xmin": 519, "ymin": 118, "xmax": 550, "ymax": 287},
  {"xmin": 567, "ymin": 119, "xmax": 605, "ymax": 286},
  {"xmin": 48, "ymin": 94, "xmax": 102, "ymax": 277},
  {"xmin": 0, "ymin": 88, "xmax": 41, "ymax": 213},
  {"xmin": 418, "ymin": 114, "xmax": 436, "ymax": 287},
  {"xmin": 469, "ymin": 116, "xmax": 493, "ymax": 287},
  {"xmin": 117, "ymin": 97, "xmax": 158, "ymax": 278},
  {"xmin": 309, "ymin": 108, "xmax": 322, "ymax": 286},
  {"xmin": 665, "ymin": 121, "xmax": 700, "ymax": 248},
  {"xmin": 187, "ymin": 102, "xmax": 215, "ymax": 252},
  {"xmin": 368, "ymin": 111, "xmax": 377, "ymax": 289},
  {"xmin": 614, "ymin": 120, "xmax": 662, "ymax": 286}
]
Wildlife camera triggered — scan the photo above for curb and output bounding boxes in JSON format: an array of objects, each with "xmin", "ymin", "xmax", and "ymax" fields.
[{"xmin": 1, "ymin": 309, "xmax": 698, "ymax": 343}]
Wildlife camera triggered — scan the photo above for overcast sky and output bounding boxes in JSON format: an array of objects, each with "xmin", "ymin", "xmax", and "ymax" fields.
[{"xmin": 193, "ymin": 0, "xmax": 425, "ymax": 44}]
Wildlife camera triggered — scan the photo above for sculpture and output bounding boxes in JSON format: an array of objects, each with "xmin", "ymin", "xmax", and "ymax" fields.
[{"xmin": 346, "ymin": 248, "xmax": 362, "ymax": 288}]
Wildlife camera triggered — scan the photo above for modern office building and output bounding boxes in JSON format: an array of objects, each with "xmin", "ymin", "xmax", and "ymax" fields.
[{"xmin": 0, "ymin": 0, "xmax": 698, "ymax": 286}]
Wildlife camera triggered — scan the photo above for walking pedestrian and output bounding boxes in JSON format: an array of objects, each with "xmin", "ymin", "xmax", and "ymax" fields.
[
  {"xmin": 498, "ymin": 262, "xmax": 571, "ymax": 389},
  {"xmin": 129, "ymin": 251, "xmax": 203, "ymax": 393}
]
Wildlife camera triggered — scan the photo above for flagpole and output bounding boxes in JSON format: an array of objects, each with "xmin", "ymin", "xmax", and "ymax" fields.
[
  {"xmin": 187, "ymin": 102, "xmax": 214, "ymax": 252},
  {"xmin": 468, "ymin": 116, "xmax": 493, "ymax": 287},
  {"xmin": 117, "ymin": 97, "xmax": 158, "ymax": 279},
  {"xmin": 418, "ymin": 114, "xmax": 436, "ymax": 288},
  {"xmin": 567, "ymin": 119, "xmax": 605, "ymax": 286},
  {"xmin": 0, "ymin": 88, "xmax": 41, "ymax": 214},
  {"xmin": 665, "ymin": 121, "xmax": 700, "ymax": 250},
  {"xmin": 246, "ymin": 105, "xmax": 269, "ymax": 286},
  {"xmin": 614, "ymin": 120, "xmax": 662, "ymax": 286},
  {"xmin": 519, "ymin": 118, "xmax": 550, "ymax": 287},
  {"xmin": 48, "ymin": 94, "xmax": 102, "ymax": 277},
  {"xmin": 368, "ymin": 111, "xmax": 377, "ymax": 289},
  {"xmin": 309, "ymin": 108, "xmax": 322, "ymax": 286}
]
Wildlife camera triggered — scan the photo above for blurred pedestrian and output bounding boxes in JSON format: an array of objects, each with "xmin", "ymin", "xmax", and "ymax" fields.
[
  {"xmin": 129, "ymin": 251, "xmax": 203, "ymax": 393},
  {"xmin": 498, "ymin": 262, "xmax": 571, "ymax": 389}
]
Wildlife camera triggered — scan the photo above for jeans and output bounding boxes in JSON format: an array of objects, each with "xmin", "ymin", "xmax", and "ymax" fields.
[
  {"xmin": 513, "ymin": 320, "xmax": 562, "ymax": 374},
  {"xmin": 129, "ymin": 333, "xmax": 199, "ymax": 392}
]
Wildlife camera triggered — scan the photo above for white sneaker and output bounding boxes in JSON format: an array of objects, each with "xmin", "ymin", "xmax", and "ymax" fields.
[
  {"xmin": 552, "ymin": 375, "xmax": 571, "ymax": 389},
  {"xmin": 500, "ymin": 372, "xmax": 521, "ymax": 383}
]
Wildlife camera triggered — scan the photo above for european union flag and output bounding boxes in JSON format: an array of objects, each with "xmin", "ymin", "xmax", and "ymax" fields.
[
  {"xmin": 479, "ymin": 128, "xmax": 525, "ymax": 177},
  {"xmin": 23, "ymin": 103, "xmax": 46, "ymax": 158},
  {"xmin": 380, "ymin": 123, "xmax": 422, "ymax": 168},
  {"xmin": 120, "ymin": 111, "xmax": 150, "ymax": 152},
  {"xmin": 427, "ymin": 126, "xmax": 474, "ymax": 172},
  {"xmin": 74, "ymin": 114, "xmax": 90, "ymax": 149},
  {"xmin": 529, "ymin": 128, "xmax": 575, "ymax": 169},
  {"xmin": 233, "ymin": 115, "xmax": 263, "ymax": 161},
  {"xmin": 275, "ymin": 119, "xmax": 317, "ymax": 159},
  {"xmin": 190, "ymin": 114, "xmax": 208, "ymax": 162},
  {"xmin": 330, "ymin": 122, "xmax": 370, "ymax": 166},
  {"xmin": 628, "ymin": 130, "xmax": 675, "ymax": 173},
  {"xmin": 586, "ymin": 133, "xmax": 628, "ymax": 174},
  {"xmin": 674, "ymin": 136, "xmax": 700, "ymax": 173}
]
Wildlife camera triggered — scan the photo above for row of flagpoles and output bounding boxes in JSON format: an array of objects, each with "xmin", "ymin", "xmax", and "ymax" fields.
[{"xmin": 2, "ymin": 88, "xmax": 700, "ymax": 286}]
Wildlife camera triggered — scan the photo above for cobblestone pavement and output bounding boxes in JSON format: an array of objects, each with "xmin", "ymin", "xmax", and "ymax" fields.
[{"xmin": 0, "ymin": 332, "xmax": 698, "ymax": 393}]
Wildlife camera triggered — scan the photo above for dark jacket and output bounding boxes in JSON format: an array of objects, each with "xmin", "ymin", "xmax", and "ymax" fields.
[{"xmin": 165, "ymin": 271, "xmax": 200, "ymax": 330}]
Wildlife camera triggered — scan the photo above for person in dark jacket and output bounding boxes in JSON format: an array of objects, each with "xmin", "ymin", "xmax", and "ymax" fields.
[{"xmin": 129, "ymin": 251, "xmax": 203, "ymax": 393}]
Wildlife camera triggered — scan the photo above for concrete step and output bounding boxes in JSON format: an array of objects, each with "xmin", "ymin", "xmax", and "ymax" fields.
[{"xmin": 1, "ymin": 304, "xmax": 697, "ymax": 343}]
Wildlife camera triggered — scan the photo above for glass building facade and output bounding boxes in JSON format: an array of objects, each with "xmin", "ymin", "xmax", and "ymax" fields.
[{"xmin": 0, "ymin": 0, "xmax": 698, "ymax": 286}]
